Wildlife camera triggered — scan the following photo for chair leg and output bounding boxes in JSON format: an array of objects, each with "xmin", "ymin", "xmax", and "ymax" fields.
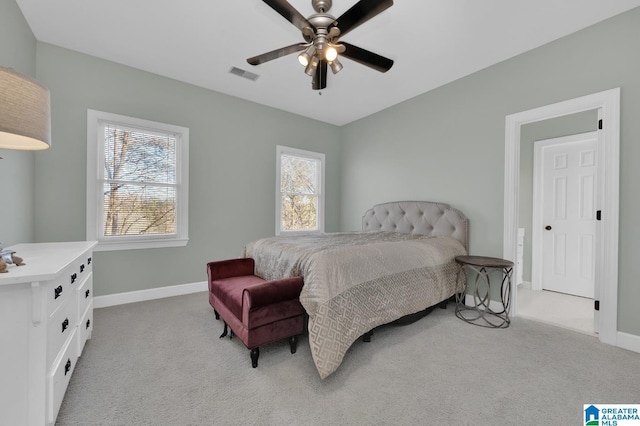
[
  {"xmin": 362, "ymin": 330, "xmax": 373, "ymax": 342},
  {"xmin": 250, "ymin": 348, "xmax": 260, "ymax": 368},
  {"xmin": 214, "ymin": 309, "xmax": 220, "ymax": 320},
  {"xmin": 289, "ymin": 335, "xmax": 298, "ymax": 354},
  {"xmin": 219, "ymin": 322, "xmax": 228, "ymax": 339}
]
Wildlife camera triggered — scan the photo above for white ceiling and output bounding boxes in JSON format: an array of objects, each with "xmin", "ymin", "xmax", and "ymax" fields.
[{"xmin": 16, "ymin": 0, "xmax": 640, "ymax": 126}]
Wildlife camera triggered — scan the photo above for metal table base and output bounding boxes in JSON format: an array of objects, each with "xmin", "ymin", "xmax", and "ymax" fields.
[{"xmin": 455, "ymin": 256, "xmax": 514, "ymax": 328}]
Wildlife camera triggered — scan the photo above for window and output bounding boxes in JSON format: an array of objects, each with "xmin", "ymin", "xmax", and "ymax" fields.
[
  {"xmin": 87, "ymin": 110, "xmax": 189, "ymax": 251},
  {"xmin": 276, "ymin": 145, "xmax": 325, "ymax": 235}
]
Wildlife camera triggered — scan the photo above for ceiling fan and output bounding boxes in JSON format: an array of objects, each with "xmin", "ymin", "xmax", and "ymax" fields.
[{"xmin": 247, "ymin": 0, "xmax": 394, "ymax": 90}]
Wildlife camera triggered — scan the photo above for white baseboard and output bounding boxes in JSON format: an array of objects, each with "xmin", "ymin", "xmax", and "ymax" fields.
[
  {"xmin": 94, "ymin": 281, "xmax": 208, "ymax": 309},
  {"xmin": 616, "ymin": 331, "xmax": 640, "ymax": 354},
  {"xmin": 517, "ymin": 281, "xmax": 532, "ymax": 290}
]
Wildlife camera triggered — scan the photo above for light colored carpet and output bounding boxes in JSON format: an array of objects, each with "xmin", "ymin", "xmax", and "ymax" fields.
[{"xmin": 57, "ymin": 292, "xmax": 640, "ymax": 426}]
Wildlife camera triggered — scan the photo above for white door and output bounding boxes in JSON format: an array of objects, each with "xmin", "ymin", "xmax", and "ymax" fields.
[{"xmin": 538, "ymin": 133, "xmax": 597, "ymax": 298}]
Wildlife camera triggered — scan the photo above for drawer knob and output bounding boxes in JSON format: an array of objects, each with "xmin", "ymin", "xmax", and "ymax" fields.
[
  {"xmin": 86, "ymin": 319, "xmax": 91, "ymax": 329},
  {"xmin": 70, "ymin": 273, "xmax": 77, "ymax": 284},
  {"xmin": 64, "ymin": 359, "xmax": 72, "ymax": 376},
  {"xmin": 85, "ymin": 289, "xmax": 90, "ymax": 298},
  {"xmin": 54, "ymin": 285, "xmax": 63, "ymax": 299},
  {"xmin": 61, "ymin": 318, "xmax": 69, "ymax": 333},
  {"xmin": 80, "ymin": 264, "xmax": 85, "ymax": 273},
  {"xmin": 87, "ymin": 257, "xmax": 92, "ymax": 265}
]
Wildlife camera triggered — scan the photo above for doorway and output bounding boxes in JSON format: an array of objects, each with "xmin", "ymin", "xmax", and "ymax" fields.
[
  {"xmin": 503, "ymin": 88, "xmax": 620, "ymax": 346},
  {"xmin": 516, "ymin": 130, "xmax": 599, "ymax": 335}
]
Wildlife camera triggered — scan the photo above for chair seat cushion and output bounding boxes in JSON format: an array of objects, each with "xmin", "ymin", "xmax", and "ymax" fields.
[
  {"xmin": 211, "ymin": 275, "xmax": 265, "ymax": 321},
  {"xmin": 246, "ymin": 299, "xmax": 304, "ymax": 330}
]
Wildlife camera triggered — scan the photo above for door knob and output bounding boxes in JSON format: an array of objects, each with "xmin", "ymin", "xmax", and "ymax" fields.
[{"xmin": 545, "ymin": 225, "xmax": 552, "ymax": 230}]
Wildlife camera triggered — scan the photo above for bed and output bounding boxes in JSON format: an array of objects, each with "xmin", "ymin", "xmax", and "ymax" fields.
[{"xmin": 242, "ymin": 201, "xmax": 468, "ymax": 379}]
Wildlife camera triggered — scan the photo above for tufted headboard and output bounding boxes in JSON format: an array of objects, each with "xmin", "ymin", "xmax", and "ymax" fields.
[{"xmin": 362, "ymin": 201, "xmax": 469, "ymax": 251}]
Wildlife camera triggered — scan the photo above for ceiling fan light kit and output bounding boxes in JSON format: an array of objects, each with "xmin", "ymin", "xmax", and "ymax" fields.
[
  {"xmin": 247, "ymin": 0, "xmax": 394, "ymax": 90},
  {"xmin": 329, "ymin": 58, "xmax": 343, "ymax": 74},
  {"xmin": 298, "ymin": 45, "xmax": 316, "ymax": 66},
  {"xmin": 305, "ymin": 55, "xmax": 320, "ymax": 76}
]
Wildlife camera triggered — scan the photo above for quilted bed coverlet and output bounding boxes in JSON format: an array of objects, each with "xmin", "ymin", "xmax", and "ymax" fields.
[{"xmin": 242, "ymin": 232, "xmax": 466, "ymax": 379}]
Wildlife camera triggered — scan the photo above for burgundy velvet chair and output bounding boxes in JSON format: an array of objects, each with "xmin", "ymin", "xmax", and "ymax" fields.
[{"xmin": 206, "ymin": 258, "xmax": 305, "ymax": 367}]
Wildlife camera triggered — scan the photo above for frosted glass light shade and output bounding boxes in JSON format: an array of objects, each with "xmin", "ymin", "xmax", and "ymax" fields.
[
  {"xmin": 0, "ymin": 66, "xmax": 51, "ymax": 150},
  {"xmin": 304, "ymin": 55, "xmax": 320, "ymax": 77},
  {"xmin": 325, "ymin": 46, "xmax": 338, "ymax": 62}
]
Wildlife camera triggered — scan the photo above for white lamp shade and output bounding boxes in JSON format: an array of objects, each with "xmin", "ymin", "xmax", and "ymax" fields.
[{"xmin": 0, "ymin": 66, "xmax": 51, "ymax": 150}]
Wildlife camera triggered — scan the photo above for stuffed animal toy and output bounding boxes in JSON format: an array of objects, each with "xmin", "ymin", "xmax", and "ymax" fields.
[{"xmin": 0, "ymin": 245, "xmax": 25, "ymax": 270}]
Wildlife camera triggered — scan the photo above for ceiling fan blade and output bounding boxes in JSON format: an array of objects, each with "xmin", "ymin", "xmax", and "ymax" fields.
[
  {"xmin": 340, "ymin": 42, "xmax": 393, "ymax": 72},
  {"xmin": 247, "ymin": 43, "xmax": 307, "ymax": 66},
  {"xmin": 263, "ymin": 0, "xmax": 314, "ymax": 31},
  {"xmin": 312, "ymin": 60, "xmax": 328, "ymax": 90},
  {"xmin": 334, "ymin": 0, "xmax": 393, "ymax": 37}
]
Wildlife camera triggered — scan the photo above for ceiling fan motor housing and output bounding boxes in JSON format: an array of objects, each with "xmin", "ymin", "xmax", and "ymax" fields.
[{"xmin": 308, "ymin": 14, "xmax": 336, "ymax": 54}]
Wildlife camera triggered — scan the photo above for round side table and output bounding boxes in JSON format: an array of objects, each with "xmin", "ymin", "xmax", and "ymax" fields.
[{"xmin": 454, "ymin": 255, "xmax": 514, "ymax": 328}]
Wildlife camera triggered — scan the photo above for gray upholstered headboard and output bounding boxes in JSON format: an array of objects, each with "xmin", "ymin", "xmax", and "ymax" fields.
[{"xmin": 362, "ymin": 201, "xmax": 469, "ymax": 251}]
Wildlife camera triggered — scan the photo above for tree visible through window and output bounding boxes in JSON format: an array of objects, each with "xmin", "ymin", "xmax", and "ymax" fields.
[
  {"xmin": 277, "ymin": 146, "xmax": 324, "ymax": 234},
  {"xmin": 103, "ymin": 124, "xmax": 177, "ymax": 236}
]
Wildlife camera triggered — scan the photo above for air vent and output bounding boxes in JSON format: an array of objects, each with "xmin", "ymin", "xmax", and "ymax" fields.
[{"xmin": 229, "ymin": 67, "xmax": 260, "ymax": 82}]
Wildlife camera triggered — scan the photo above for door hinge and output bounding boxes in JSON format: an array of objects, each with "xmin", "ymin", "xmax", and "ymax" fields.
[
  {"xmin": 595, "ymin": 300, "xmax": 600, "ymax": 311},
  {"xmin": 598, "ymin": 119, "xmax": 603, "ymax": 130},
  {"xmin": 596, "ymin": 210, "xmax": 602, "ymax": 221}
]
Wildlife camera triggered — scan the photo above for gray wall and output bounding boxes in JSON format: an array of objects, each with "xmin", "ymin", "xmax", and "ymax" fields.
[
  {"xmin": 33, "ymin": 43, "xmax": 342, "ymax": 297},
  {"xmin": 340, "ymin": 8, "xmax": 640, "ymax": 336},
  {"xmin": 519, "ymin": 111, "xmax": 597, "ymax": 282},
  {"xmin": 0, "ymin": 0, "xmax": 37, "ymax": 246}
]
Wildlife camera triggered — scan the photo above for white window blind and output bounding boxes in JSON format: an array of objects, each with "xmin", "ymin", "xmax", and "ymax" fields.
[
  {"xmin": 102, "ymin": 123, "xmax": 177, "ymax": 236},
  {"xmin": 276, "ymin": 146, "xmax": 324, "ymax": 234}
]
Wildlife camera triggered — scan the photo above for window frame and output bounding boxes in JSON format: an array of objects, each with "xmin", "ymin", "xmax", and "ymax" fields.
[
  {"xmin": 276, "ymin": 145, "xmax": 325, "ymax": 235},
  {"xmin": 86, "ymin": 109, "xmax": 189, "ymax": 251}
]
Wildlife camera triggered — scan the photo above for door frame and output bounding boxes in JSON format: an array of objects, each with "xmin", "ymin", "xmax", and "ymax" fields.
[
  {"xmin": 531, "ymin": 131, "xmax": 599, "ymax": 295},
  {"xmin": 503, "ymin": 88, "xmax": 619, "ymax": 346}
]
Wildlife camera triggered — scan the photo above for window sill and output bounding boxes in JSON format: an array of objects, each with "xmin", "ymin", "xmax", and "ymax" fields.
[
  {"xmin": 94, "ymin": 238, "xmax": 189, "ymax": 252},
  {"xmin": 277, "ymin": 230, "xmax": 323, "ymax": 236}
]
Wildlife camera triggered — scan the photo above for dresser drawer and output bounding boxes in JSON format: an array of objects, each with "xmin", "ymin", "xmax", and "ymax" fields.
[
  {"xmin": 76, "ymin": 272, "xmax": 93, "ymax": 322},
  {"xmin": 76, "ymin": 254, "xmax": 93, "ymax": 282},
  {"xmin": 47, "ymin": 261, "xmax": 84, "ymax": 316},
  {"xmin": 47, "ymin": 329, "xmax": 78, "ymax": 424},
  {"xmin": 47, "ymin": 296, "xmax": 77, "ymax": 366},
  {"xmin": 68, "ymin": 260, "xmax": 83, "ymax": 288},
  {"xmin": 46, "ymin": 275, "xmax": 71, "ymax": 318},
  {"xmin": 78, "ymin": 301, "xmax": 93, "ymax": 357}
]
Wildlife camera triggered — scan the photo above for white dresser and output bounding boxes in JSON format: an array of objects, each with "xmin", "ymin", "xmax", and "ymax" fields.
[{"xmin": 0, "ymin": 241, "xmax": 97, "ymax": 426}]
